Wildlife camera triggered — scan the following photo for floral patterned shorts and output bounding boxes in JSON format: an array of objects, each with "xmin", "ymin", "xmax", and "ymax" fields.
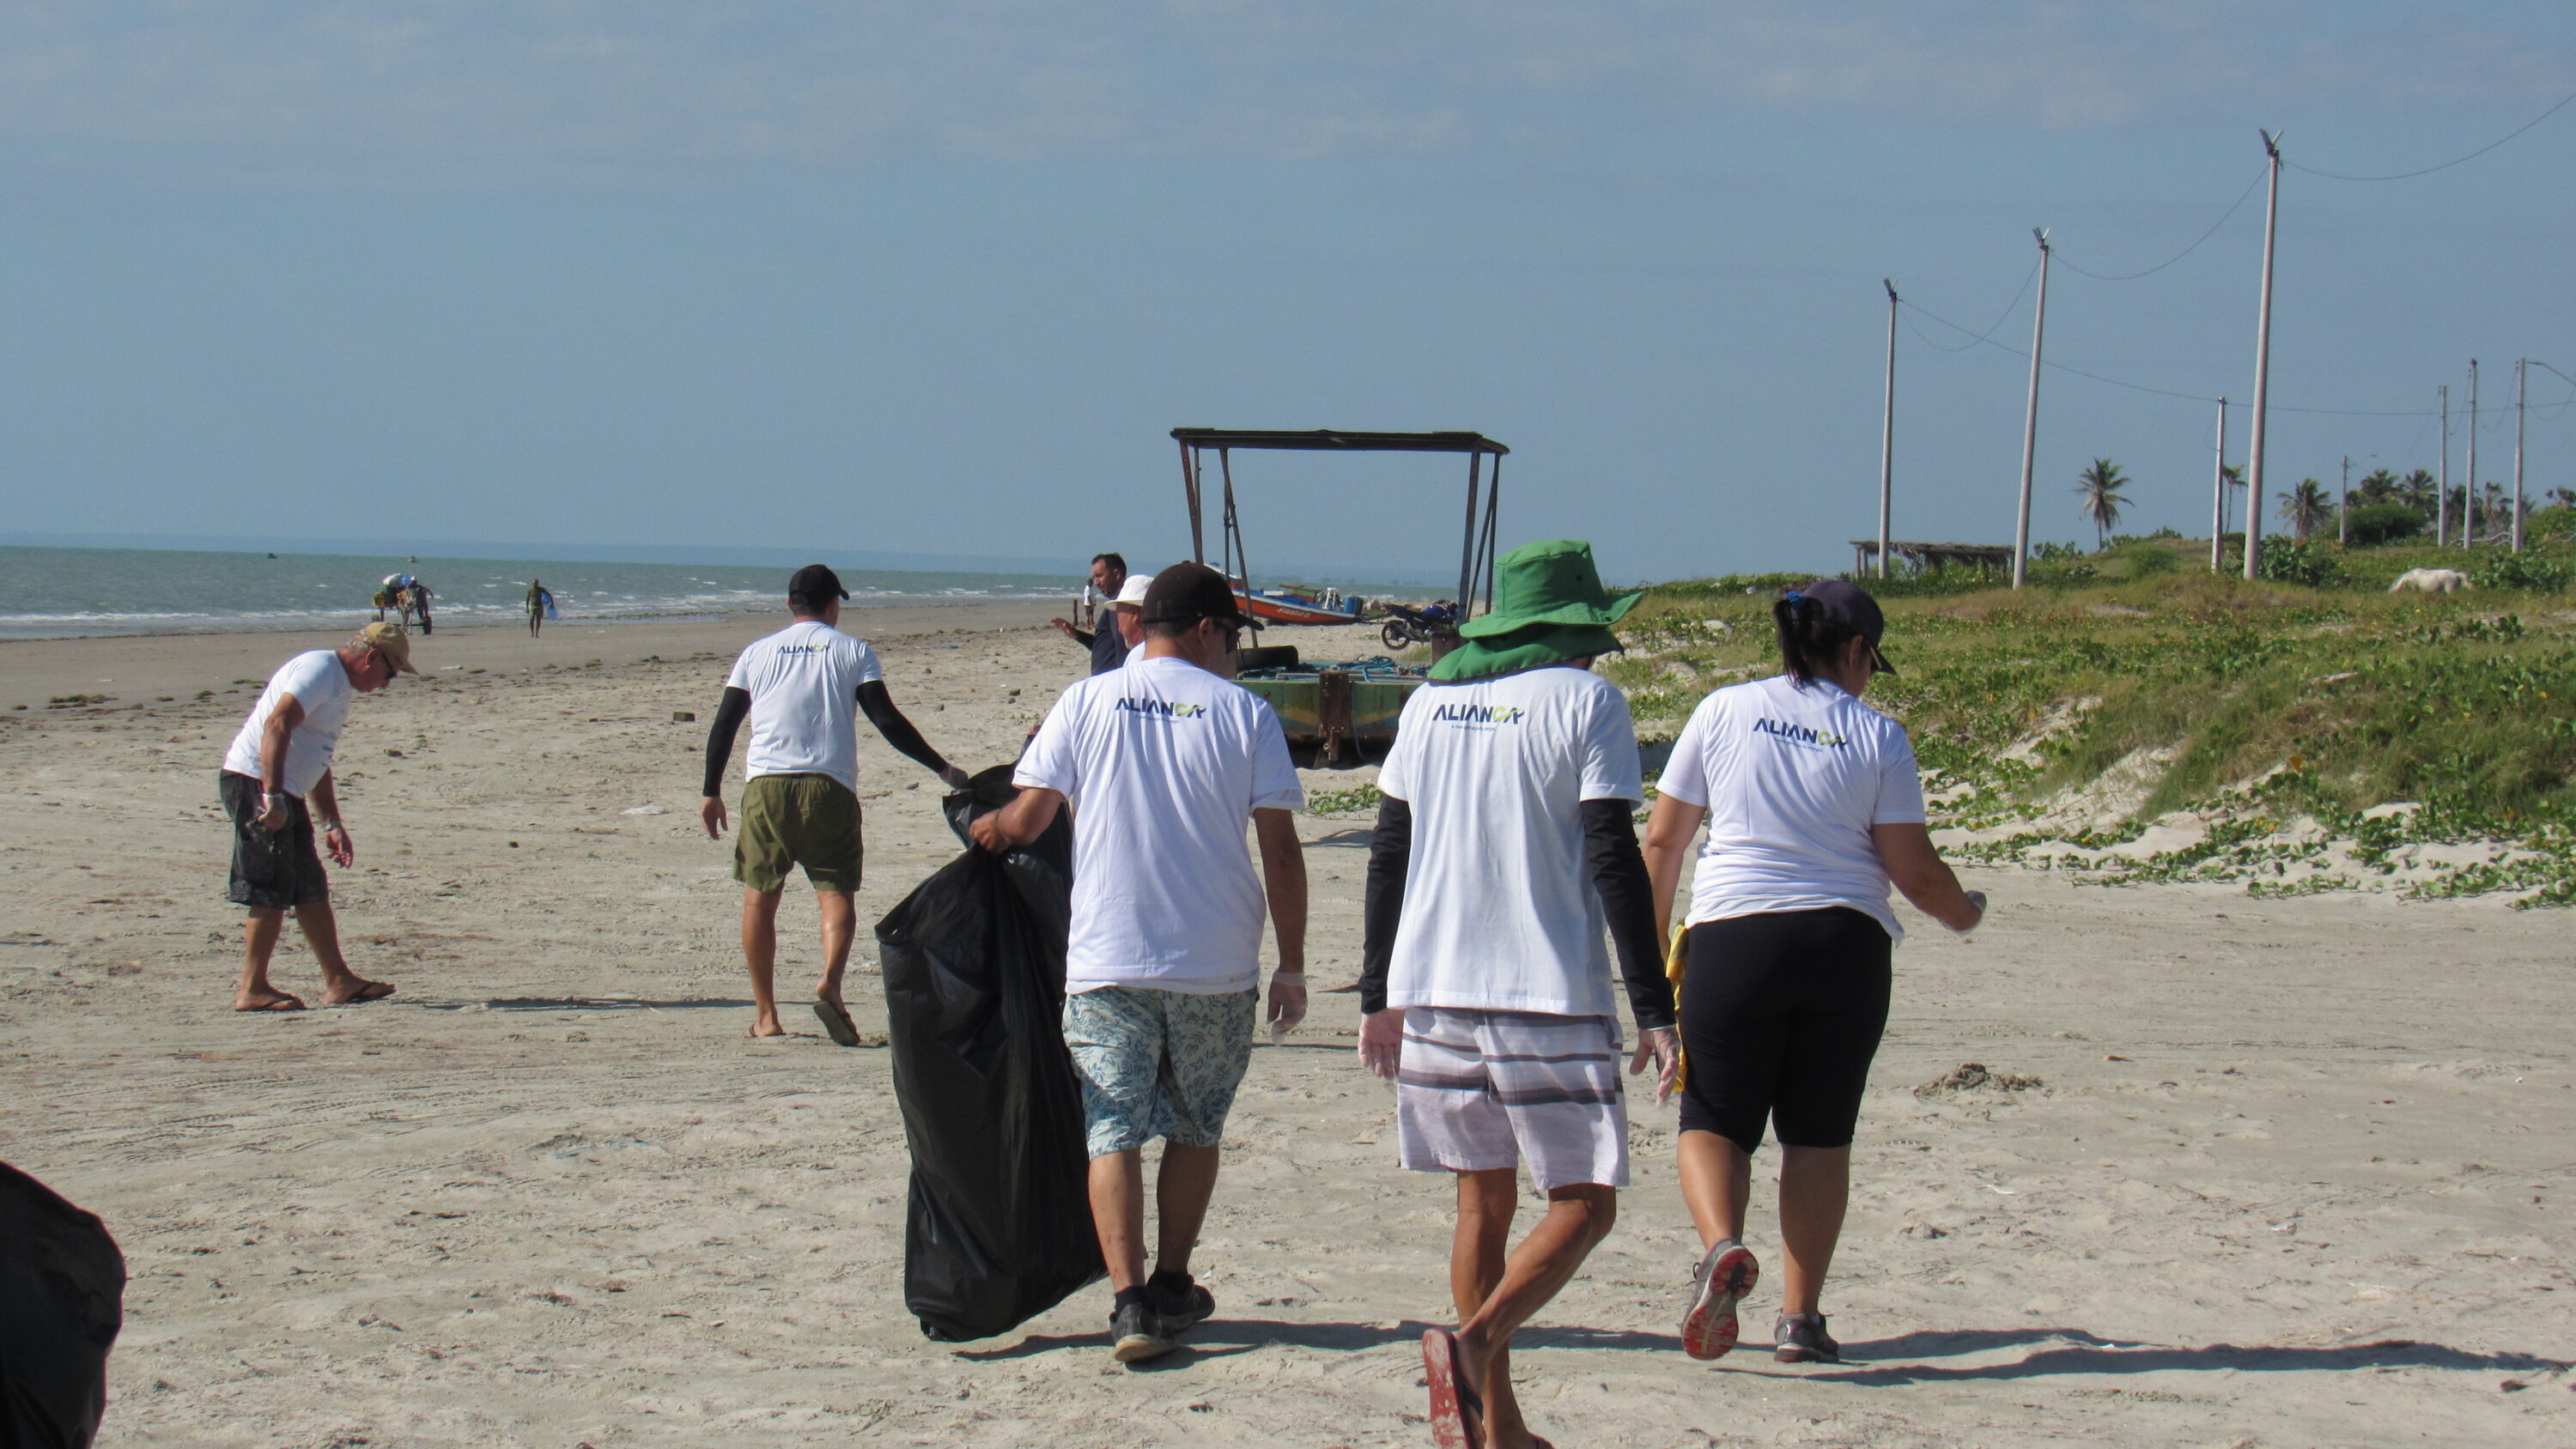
[{"xmin": 1061, "ymin": 985, "xmax": 1257, "ymax": 1157}]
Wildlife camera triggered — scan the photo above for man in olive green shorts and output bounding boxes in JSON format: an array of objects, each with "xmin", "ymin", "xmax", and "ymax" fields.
[{"xmin": 700, "ymin": 565, "xmax": 970, "ymax": 1040}]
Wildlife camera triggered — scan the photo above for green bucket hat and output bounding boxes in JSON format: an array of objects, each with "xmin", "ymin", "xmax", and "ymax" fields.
[{"xmin": 1431, "ymin": 539, "xmax": 1641, "ymax": 682}]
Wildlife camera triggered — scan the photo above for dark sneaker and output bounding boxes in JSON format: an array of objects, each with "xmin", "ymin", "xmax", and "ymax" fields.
[
  {"xmin": 1773, "ymin": 1312, "xmax": 1839, "ymax": 1364},
  {"xmin": 1110, "ymin": 1300, "xmax": 1176, "ymax": 1363},
  {"xmin": 1147, "ymin": 1278, "xmax": 1215, "ymax": 1333},
  {"xmin": 1680, "ymin": 1239, "xmax": 1759, "ymax": 1360}
]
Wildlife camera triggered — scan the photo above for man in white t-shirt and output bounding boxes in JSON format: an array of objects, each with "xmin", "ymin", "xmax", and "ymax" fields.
[
  {"xmin": 1352, "ymin": 539, "xmax": 1678, "ymax": 1449},
  {"xmin": 218, "ymin": 621, "xmax": 417, "ymax": 1012},
  {"xmin": 971, "ymin": 561, "xmax": 1308, "ymax": 1366},
  {"xmin": 699, "ymin": 566, "xmax": 972, "ymax": 1042}
]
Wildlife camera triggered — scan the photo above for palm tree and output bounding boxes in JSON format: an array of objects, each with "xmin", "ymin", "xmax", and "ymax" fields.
[
  {"xmin": 2073, "ymin": 458, "xmax": 2129, "ymax": 550},
  {"xmin": 2278, "ymin": 478, "xmax": 2332, "ymax": 541},
  {"xmin": 2399, "ymin": 469, "xmax": 2437, "ymax": 518}
]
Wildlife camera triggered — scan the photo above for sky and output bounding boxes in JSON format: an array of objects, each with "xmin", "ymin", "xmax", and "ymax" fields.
[{"xmin": 3, "ymin": 2, "xmax": 2573, "ymax": 583}]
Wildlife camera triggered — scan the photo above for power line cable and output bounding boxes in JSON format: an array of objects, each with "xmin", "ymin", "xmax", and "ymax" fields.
[
  {"xmin": 2286, "ymin": 87, "xmax": 2576, "ymax": 181},
  {"xmin": 1897, "ymin": 297, "xmax": 2446, "ymax": 415},
  {"xmin": 2056, "ymin": 166, "xmax": 2268, "ymax": 281},
  {"xmin": 1899, "ymin": 258, "xmax": 2040, "ymax": 352}
]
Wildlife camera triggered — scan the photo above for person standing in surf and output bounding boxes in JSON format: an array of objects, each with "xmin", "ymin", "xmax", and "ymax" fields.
[
  {"xmin": 698, "ymin": 565, "xmax": 972, "ymax": 1042},
  {"xmin": 1357, "ymin": 540, "xmax": 1678, "ymax": 1449},
  {"xmin": 1641, "ymin": 579, "xmax": 1984, "ymax": 1365}
]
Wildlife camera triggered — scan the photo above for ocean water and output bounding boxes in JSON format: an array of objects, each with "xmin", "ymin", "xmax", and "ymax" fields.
[{"xmin": 0, "ymin": 545, "xmax": 1079, "ymax": 640}]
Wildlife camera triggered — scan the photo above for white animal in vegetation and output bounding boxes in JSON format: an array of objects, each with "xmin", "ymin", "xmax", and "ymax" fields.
[{"xmin": 2390, "ymin": 567, "xmax": 2471, "ymax": 594}]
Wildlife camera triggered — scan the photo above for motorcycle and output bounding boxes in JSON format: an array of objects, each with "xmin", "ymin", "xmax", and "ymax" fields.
[{"xmin": 1379, "ymin": 600, "xmax": 1459, "ymax": 651}]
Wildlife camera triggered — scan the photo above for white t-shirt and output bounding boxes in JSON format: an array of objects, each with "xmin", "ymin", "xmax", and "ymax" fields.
[
  {"xmin": 724, "ymin": 620, "xmax": 884, "ymax": 793},
  {"xmin": 222, "ymin": 651, "xmax": 357, "ymax": 797},
  {"xmin": 1015, "ymin": 654, "xmax": 1304, "ymax": 994},
  {"xmin": 1656, "ymin": 674, "xmax": 1928, "ymax": 943},
  {"xmin": 1377, "ymin": 666, "xmax": 1643, "ymax": 1018}
]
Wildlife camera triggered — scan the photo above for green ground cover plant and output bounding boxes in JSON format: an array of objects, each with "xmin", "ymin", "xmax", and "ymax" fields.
[{"xmin": 1613, "ymin": 565, "xmax": 2576, "ymax": 907}]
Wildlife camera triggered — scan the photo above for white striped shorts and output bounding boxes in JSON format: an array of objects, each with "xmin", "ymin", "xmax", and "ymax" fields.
[{"xmin": 1395, "ymin": 1007, "xmax": 1629, "ymax": 1191}]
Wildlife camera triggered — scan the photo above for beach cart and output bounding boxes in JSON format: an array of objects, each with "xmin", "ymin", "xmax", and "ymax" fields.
[{"xmin": 1170, "ymin": 427, "xmax": 1508, "ymax": 764}]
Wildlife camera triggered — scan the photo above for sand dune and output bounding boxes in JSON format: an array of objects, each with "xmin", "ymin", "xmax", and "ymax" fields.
[{"xmin": 2, "ymin": 607, "xmax": 2569, "ymax": 1446}]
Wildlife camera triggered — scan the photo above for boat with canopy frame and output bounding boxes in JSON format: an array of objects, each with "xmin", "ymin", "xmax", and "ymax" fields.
[{"xmin": 1170, "ymin": 427, "xmax": 1508, "ymax": 762}]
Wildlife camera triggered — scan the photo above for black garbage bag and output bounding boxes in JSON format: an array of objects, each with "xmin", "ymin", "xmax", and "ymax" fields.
[
  {"xmin": 878, "ymin": 773, "xmax": 1098, "ymax": 1342},
  {"xmin": 1, "ymin": 1161, "xmax": 126, "ymax": 1449}
]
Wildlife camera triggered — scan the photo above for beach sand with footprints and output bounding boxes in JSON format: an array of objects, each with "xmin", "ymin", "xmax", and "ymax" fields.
[{"xmin": 3, "ymin": 606, "xmax": 2571, "ymax": 1446}]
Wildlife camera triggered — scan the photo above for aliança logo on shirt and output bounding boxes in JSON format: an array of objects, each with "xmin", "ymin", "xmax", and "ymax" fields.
[
  {"xmin": 773, "ymin": 644, "xmax": 834, "ymax": 656},
  {"xmin": 1429, "ymin": 702, "xmax": 1526, "ymax": 727},
  {"xmin": 1753, "ymin": 716, "xmax": 1849, "ymax": 749},
  {"xmin": 1116, "ymin": 697, "xmax": 1208, "ymax": 719}
]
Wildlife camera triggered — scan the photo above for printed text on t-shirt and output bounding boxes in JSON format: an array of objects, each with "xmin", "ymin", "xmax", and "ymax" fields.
[
  {"xmin": 1428, "ymin": 702, "xmax": 1527, "ymax": 728},
  {"xmin": 1753, "ymin": 717, "xmax": 1850, "ymax": 749},
  {"xmin": 1115, "ymin": 698, "xmax": 1207, "ymax": 719}
]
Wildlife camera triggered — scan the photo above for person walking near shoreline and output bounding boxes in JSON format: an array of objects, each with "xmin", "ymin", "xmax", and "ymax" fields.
[
  {"xmin": 526, "ymin": 579, "xmax": 551, "ymax": 638},
  {"xmin": 1641, "ymin": 579, "xmax": 1984, "ymax": 1365},
  {"xmin": 1355, "ymin": 540, "xmax": 1678, "ymax": 1449},
  {"xmin": 971, "ymin": 562, "xmax": 1308, "ymax": 1365},
  {"xmin": 1049, "ymin": 553, "xmax": 1133, "ymax": 676},
  {"xmin": 699, "ymin": 565, "xmax": 972, "ymax": 1042},
  {"xmin": 219, "ymin": 621, "xmax": 416, "ymax": 1012}
]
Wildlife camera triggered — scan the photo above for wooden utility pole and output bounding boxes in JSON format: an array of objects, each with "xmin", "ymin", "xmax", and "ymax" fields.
[
  {"xmin": 2210, "ymin": 398, "xmax": 2229, "ymax": 572},
  {"xmin": 2339, "ymin": 455, "xmax": 2351, "ymax": 544},
  {"xmin": 2012, "ymin": 230, "xmax": 2051, "ymax": 588},
  {"xmin": 2514, "ymin": 357, "xmax": 2527, "ymax": 552},
  {"xmin": 2468, "ymin": 359, "xmax": 2481, "ymax": 546},
  {"xmin": 1878, "ymin": 281, "xmax": 1898, "ymax": 579},
  {"xmin": 2437, "ymin": 385, "xmax": 2449, "ymax": 547},
  {"xmin": 2245, "ymin": 130, "xmax": 2283, "ymax": 580}
]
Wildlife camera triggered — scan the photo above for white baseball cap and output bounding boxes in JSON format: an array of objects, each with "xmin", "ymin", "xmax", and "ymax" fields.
[{"xmin": 1115, "ymin": 574, "xmax": 1151, "ymax": 607}]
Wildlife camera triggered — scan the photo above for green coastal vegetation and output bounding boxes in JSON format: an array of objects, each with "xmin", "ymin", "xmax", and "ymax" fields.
[{"xmin": 1607, "ymin": 500, "xmax": 2576, "ymax": 908}]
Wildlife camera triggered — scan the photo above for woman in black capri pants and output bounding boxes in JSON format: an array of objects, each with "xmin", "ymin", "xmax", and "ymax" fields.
[{"xmin": 1641, "ymin": 579, "xmax": 1984, "ymax": 1365}]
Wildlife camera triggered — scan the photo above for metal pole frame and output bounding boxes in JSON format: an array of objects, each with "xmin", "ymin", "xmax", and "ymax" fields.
[
  {"xmin": 2012, "ymin": 231, "xmax": 2050, "ymax": 589},
  {"xmin": 1180, "ymin": 443, "xmax": 1208, "ymax": 564},
  {"xmin": 1455, "ymin": 452, "xmax": 1483, "ymax": 616}
]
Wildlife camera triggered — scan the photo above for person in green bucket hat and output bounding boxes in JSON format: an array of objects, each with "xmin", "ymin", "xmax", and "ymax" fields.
[
  {"xmin": 1356, "ymin": 539, "xmax": 1679, "ymax": 1448},
  {"xmin": 1429, "ymin": 537, "xmax": 1646, "ymax": 682}
]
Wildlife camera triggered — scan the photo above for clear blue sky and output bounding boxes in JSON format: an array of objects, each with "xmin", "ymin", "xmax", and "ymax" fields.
[{"xmin": 3, "ymin": 3, "xmax": 2572, "ymax": 582}]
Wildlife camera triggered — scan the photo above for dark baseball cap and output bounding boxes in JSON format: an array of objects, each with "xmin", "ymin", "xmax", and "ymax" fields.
[
  {"xmin": 1140, "ymin": 561, "xmax": 1253, "ymax": 630},
  {"xmin": 787, "ymin": 564, "xmax": 848, "ymax": 609},
  {"xmin": 1790, "ymin": 579, "xmax": 1895, "ymax": 674}
]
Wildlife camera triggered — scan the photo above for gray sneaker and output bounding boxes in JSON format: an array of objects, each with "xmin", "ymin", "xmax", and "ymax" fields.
[
  {"xmin": 1773, "ymin": 1312, "xmax": 1839, "ymax": 1364},
  {"xmin": 1110, "ymin": 1300, "xmax": 1176, "ymax": 1363},
  {"xmin": 1680, "ymin": 1240, "xmax": 1759, "ymax": 1360}
]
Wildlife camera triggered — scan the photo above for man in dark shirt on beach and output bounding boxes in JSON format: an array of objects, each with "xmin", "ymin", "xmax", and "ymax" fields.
[
  {"xmin": 1050, "ymin": 553, "xmax": 1131, "ymax": 676},
  {"xmin": 698, "ymin": 565, "xmax": 972, "ymax": 1042}
]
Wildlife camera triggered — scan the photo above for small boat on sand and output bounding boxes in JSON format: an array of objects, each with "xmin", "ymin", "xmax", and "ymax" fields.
[{"xmin": 1234, "ymin": 584, "xmax": 1364, "ymax": 627}]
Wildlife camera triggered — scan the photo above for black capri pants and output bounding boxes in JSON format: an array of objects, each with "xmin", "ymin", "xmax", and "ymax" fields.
[{"xmin": 1677, "ymin": 906, "xmax": 1893, "ymax": 1153}]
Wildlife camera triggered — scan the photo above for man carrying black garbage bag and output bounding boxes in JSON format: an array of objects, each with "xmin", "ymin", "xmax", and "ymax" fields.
[{"xmin": 972, "ymin": 561, "xmax": 1309, "ymax": 1366}]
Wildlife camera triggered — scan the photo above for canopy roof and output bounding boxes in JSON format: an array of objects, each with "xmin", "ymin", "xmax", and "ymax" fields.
[{"xmin": 1171, "ymin": 427, "xmax": 1508, "ymax": 456}]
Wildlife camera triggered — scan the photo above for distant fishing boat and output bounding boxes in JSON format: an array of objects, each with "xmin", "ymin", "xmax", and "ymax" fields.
[{"xmin": 1233, "ymin": 583, "xmax": 1364, "ymax": 627}]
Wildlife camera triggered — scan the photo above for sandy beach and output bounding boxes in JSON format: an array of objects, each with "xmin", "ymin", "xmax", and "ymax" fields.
[{"xmin": 3, "ymin": 609, "xmax": 2572, "ymax": 1447}]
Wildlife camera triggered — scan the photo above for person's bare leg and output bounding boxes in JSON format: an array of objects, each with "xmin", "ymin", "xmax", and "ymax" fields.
[
  {"xmin": 1151, "ymin": 1143, "xmax": 1222, "ymax": 1277},
  {"xmin": 293, "ymin": 900, "xmax": 389, "ymax": 1004},
  {"xmin": 1777, "ymin": 1145, "xmax": 1852, "ymax": 1318},
  {"xmin": 1088, "ymin": 1150, "xmax": 1148, "ymax": 1291},
  {"xmin": 815, "ymin": 890, "xmax": 855, "ymax": 1011},
  {"xmin": 1455, "ymin": 1175, "xmax": 1617, "ymax": 1449},
  {"xmin": 740, "ymin": 887, "xmax": 787, "ymax": 1035},
  {"xmin": 1678, "ymin": 1129, "xmax": 1754, "ymax": 1250},
  {"xmin": 234, "ymin": 909, "xmax": 301, "ymax": 1010}
]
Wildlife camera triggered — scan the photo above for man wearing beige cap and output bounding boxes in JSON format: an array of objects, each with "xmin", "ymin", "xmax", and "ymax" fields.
[{"xmin": 218, "ymin": 621, "xmax": 416, "ymax": 1012}]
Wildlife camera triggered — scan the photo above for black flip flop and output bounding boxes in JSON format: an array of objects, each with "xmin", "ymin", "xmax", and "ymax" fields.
[{"xmin": 813, "ymin": 999, "xmax": 861, "ymax": 1047}]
